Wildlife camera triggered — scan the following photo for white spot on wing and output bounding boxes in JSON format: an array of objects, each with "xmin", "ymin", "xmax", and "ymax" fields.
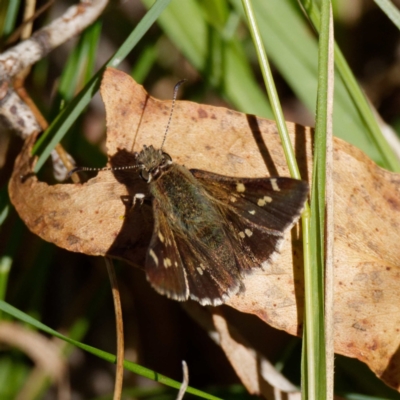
[
  {"xmin": 197, "ymin": 267, "xmax": 204, "ymax": 275},
  {"xmin": 239, "ymin": 231, "xmax": 245, "ymax": 239},
  {"xmin": 271, "ymin": 178, "xmax": 280, "ymax": 192},
  {"xmin": 248, "ymin": 209, "xmax": 256, "ymax": 215},
  {"xmin": 158, "ymin": 231, "xmax": 165, "ymax": 243},
  {"xmin": 230, "ymin": 196, "xmax": 237, "ymax": 203},
  {"xmin": 164, "ymin": 258, "xmax": 172, "ymax": 268},
  {"xmin": 236, "ymin": 183, "xmax": 245, "ymax": 193},
  {"xmin": 245, "ymin": 229, "xmax": 253, "ymax": 237},
  {"xmin": 200, "ymin": 263, "xmax": 206, "ymax": 270},
  {"xmin": 149, "ymin": 249, "xmax": 158, "ymax": 265},
  {"xmin": 257, "ymin": 195, "xmax": 273, "ymax": 207}
]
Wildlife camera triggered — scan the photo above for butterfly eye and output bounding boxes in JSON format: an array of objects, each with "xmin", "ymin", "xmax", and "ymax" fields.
[
  {"xmin": 162, "ymin": 152, "xmax": 172, "ymax": 163},
  {"xmin": 140, "ymin": 169, "xmax": 151, "ymax": 182}
]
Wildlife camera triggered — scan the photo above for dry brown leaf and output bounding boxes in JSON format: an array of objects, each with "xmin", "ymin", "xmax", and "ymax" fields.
[
  {"xmin": 183, "ymin": 303, "xmax": 301, "ymax": 399},
  {"xmin": 9, "ymin": 68, "xmax": 400, "ymax": 390}
]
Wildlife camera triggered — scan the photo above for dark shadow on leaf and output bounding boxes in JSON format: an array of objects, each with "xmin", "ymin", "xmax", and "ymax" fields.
[
  {"xmin": 294, "ymin": 123, "xmax": 310, "ymax": 183},
  {"xmin": 104, "ymin": 148, "xmax": 153, "ymax": 270},
  {"xmin": 381, "ymin": 343, "xmax": 400, "ymax": 391},
  {"xmin": 246, "ymin": 114, "xmax": 279, "ymax": 177}
]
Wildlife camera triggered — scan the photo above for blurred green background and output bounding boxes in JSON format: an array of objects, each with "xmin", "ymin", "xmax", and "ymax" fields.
[{"xmin": 1, "ymin": 0, "xmax": 400, "ymax": 398}]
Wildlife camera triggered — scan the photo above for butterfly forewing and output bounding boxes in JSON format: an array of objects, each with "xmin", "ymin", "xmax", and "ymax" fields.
[
  {"xmin": 191, "ymin": 170, "xmax": 309, "ymax": 232},
  {"xmin": 191, "ymin": 170, "xmax": 309, "ymax": 268}
]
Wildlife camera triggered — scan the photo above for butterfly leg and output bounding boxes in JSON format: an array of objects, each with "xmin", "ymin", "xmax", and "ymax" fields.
[{"xmin": 133, "ymin": 193, "xmax": 146, "ymax": 207}]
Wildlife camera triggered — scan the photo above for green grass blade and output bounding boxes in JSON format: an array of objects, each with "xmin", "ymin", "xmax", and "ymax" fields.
[
  {"xmin": 0, "ymin": 256, "xmax": 11, "ymax": 304},
  {"xmin": 300, "ymin": 0, "xmax": 400, "ymax": 172},
  {"xmin": 301, "ymin": 0, "xmax": 333, "ymax": 398},
  {"xmin": 0, "ymin": 300, "xmax": 222, "ymax": 400},
  {"xmin": 240, "ymin": 0, "xmax": 301, "ymax": 180},
  {"xmin": 0, "ymin": 187, "xmax": 10, "ymax": 227},
  {"xmin": 49, "ymin": 21, "xmax": 102, "ymax": 121},
  {"xmin": 0, "ymin": 0, "xmax": 21, "ymax": 38},
  {"xmin": 130, "ymin": 44, "xmax": 157, "ymax": 84},
  {"xmin": 0, "ymin": 218, "xmax": 24, "ymax": 308},
  {"xmin": 374, "ymin": 0, "xmax": 400, "ymax": 30},
  {"xmin": 82, "ymin": 21, "xmax": 102, "ymax": 84},
  {"xmin": 62, "ymin": 21, "xmax": 102, "ymax": 100},
  {"xmin": 231, "ymin": 0, "xmax": 399, "ymax": 169},
  {"xmin": 141, "ymin": 0, "xmax": 273, "ymax": 117}
]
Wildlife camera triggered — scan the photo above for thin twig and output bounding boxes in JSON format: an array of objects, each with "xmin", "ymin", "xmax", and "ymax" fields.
[
  {"xmin": 5, "ymin": 0, "xmax": 55, "ymax": 45},
  {"xmin": 0, "ymin": 0, "xmax": 108, "ymax": 138},
  {"xmin": 12, "ymin": 0, "xmax": 78, "ymax": 182},
  {"xmin": 176, "ymin": 361, "xmax": 189, "ymax": 400},
  {"xmin": 0, "ymin": 0, "xmax": 108, "ymax": 78},
  {"xmin": 105, "ymin": 257, "xmax": 124, "ymax": 400},
  {"xmin": 0, "ymin": 0, "xmax": 108, "ymax": 180}
]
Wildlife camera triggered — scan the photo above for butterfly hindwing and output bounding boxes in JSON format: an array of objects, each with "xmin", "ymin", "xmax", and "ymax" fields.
[
  {"xmin": 145, "ymin": 201, "xmax": 189, "ymax": 302},
  {"xmin": 146, "ymin": 197, "xmax": 245, "ymax": 306},
  {"xmin": 172, "ymin": 232, "xmax": 244, "ymax": 305}
]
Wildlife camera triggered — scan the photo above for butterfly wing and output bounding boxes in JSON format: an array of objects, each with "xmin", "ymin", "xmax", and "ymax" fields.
[
  {"xmin": 145, "ymin": 201, "xmax": 189, "ymax": 302},
  {"xmin": 191, "ymin": 169, "xmax": 309, "ymax": 269},
  {"xmin": 145, "ymin": 167, "xmax": 308, "ymax": 306},
  {"xmin": 146, "ymin": 197, "xmax": 245, "ymax": 306}
]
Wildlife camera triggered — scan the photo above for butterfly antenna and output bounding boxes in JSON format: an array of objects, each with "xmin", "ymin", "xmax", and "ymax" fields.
[
  {"xmin": 68, "ymin": 164, "xmax": 139, "ymax": 179},
  {"xmin": 70, "ymin": 80, "xmax": 186, "ymax": 180},
  {"xmin": 160, "ymin": 79, "xmax": 187, "ymax": 151}
]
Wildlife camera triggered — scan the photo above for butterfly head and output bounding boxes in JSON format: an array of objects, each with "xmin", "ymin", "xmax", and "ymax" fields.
[
  {"xmin": 135, "ymin": 80, "xmax": 187, "ymax": 184},
  {"xmin": 136, "ymin": 145, "xmax": 172, "ymax": 183}
]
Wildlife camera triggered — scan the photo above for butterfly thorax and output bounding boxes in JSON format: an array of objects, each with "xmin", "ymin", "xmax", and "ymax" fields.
[
  {"xmin": 136, "ymin": 145, "xmax": 223, "ymax": 237},
  {"xmin": 148, "ymin": 162, "xmax": 226, "ymax": 245},
  {"xmin": 136, "ymin": 145, "xmax": 172, "ymax": 182}
]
